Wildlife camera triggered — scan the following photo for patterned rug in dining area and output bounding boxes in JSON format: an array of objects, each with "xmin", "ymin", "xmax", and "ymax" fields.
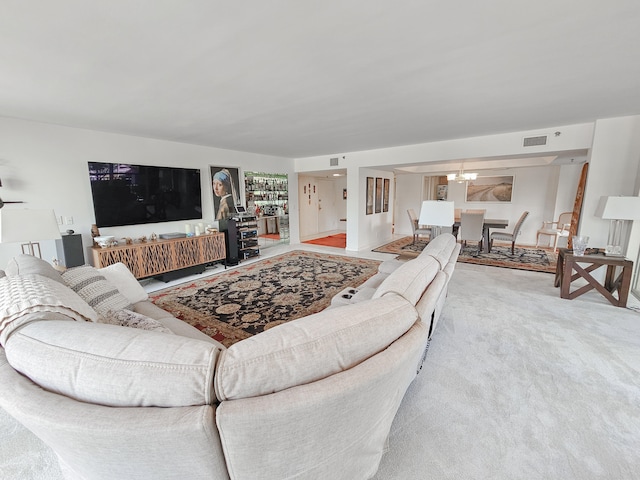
[
  {"xmin": 373, "ymin": 236, "xmax": 557, "ymax": 273},
  {"xmin": 149, "ymin": 250, "xmax": 380, "ymax": 347}
]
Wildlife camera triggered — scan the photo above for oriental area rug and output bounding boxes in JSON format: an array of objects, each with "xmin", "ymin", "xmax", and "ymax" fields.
[
  {"xmin": 374, "ymin": 236, "xmax": 557, "ymax": 274},
  {"xmin": 149, "ymin": 250, "xmax": 380, "ymax": 347}
]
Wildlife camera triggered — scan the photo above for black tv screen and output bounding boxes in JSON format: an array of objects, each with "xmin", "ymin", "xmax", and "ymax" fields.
[{"xmin": 88, "ymin": 162, "xmax": 202, "ymax": 227}]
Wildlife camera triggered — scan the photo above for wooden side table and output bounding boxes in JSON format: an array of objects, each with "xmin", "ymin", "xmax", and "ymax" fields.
[{"xmin": 555, "ymin": 248, "xmax": 633, "ymax": 307}]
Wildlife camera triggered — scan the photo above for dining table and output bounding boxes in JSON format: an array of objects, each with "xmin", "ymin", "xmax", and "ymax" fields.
[{"xmin": 453, "ymin": 217, "xmax": 509, "ymax": 253}]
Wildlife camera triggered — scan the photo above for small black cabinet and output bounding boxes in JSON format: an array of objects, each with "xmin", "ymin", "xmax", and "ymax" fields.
[
  {"xmin": 219, "ymin": 215, "xmax": 260, "ymax": 265},
  {"xmin": 55, "ymin": 233, "xmax": 85, "ymax": 268}
]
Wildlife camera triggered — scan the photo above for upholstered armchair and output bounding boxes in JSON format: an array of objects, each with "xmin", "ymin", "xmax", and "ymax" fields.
[{"xmin": 535, "ymin": 212, "xmax": 572, "ymax": 252}]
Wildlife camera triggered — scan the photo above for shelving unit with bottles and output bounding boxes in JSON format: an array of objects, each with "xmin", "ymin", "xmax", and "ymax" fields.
[{"xmin": 244, "ymin": 172, "xmax": 288, "ymax": 216}]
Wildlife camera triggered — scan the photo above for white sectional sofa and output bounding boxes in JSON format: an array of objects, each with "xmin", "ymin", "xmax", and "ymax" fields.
[{"xmin": 0, "ymin": 234, "xmax": 460, "ymax": 480}]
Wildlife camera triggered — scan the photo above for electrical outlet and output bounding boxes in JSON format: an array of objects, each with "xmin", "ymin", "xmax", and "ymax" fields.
[{"xmin": 65, "ymin": 216, "xmax": 74, "ymax": 225}]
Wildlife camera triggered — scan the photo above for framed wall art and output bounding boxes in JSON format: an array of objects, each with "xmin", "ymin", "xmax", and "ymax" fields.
[
  {"xmin": 375, "ymin": 177, "xmax": 382, "ymax": 213},
  {"xmin": 383, "ymin": 178, "xmax": 390, "ymax": 212},
  {"xmin": 465, "ymin": 175, "xmax": 514, "ymax": 203},
  {"xmin": 366, "ymin": 177, "xmax": 374, "ymax": 215},
  {"xmin": 210, "ymin": 165, "xmax": 243, "ymax": 220}
]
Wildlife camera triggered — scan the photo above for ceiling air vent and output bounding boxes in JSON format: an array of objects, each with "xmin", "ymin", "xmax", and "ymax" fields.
[
  {"xmin": 329, "ymin": 157, "xmax": 339, "ymax": 166},
  {"xmin": 523, "ymin": 135, "xmax": 548, "ymax": 147}
]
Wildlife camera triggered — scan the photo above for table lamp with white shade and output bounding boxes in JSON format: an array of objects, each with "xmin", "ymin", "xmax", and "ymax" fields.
[
  {"xmin": 595, "ymin": 195, "xmax": 640, "ymax": 256},
  {"xmin": 0, "ymin": 209, "xmax": 62, "ymax": 258},
  {"xmin": 418, "ymin": 201, "xmax": 455, "ymax": 238}
]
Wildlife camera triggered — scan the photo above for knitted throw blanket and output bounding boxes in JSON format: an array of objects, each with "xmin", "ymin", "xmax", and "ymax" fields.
[{"xmin": 0, "ymin": 274, "xmax": 97, "ymax": 346}]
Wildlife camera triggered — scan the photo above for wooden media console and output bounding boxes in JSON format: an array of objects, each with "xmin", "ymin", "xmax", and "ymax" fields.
[{"xmin": 92, "ymin": 233, "xmax": 226, "ymax": 280}]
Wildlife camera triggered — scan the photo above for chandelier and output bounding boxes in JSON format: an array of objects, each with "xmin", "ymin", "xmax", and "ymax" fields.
[{"xmin": 447, "ymin": 165, "xmax": 478, "ymax": 183}]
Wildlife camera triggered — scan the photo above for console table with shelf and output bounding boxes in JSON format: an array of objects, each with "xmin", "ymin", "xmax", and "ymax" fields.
[{"xmin": 91, "ymin": 233, "xmax": 226, "ymax": 280}]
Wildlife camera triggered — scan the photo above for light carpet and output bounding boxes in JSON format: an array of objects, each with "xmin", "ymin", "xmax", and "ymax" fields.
[{"xmin": 2, "ymin": 262, "xmax": 640, "ymax": 480}]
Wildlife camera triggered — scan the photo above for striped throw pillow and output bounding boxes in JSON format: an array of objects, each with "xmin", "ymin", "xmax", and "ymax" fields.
[{"xmin": 61, "ymin": 265, "xmax": 132, "ymax": 316}]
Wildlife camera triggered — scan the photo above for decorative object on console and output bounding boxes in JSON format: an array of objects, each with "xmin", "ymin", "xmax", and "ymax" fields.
[
  {"xmin": 418, "ymin": 200, "xmax": 454, "ymax": 238},
  {"xmin": 94, "ymin": 235, "xmax": 116, "ymax": 248},
  {"xmin": 0, "ymin": 209, "xmax": 61, "ymax": 258},
  {"xmin": 595, "ymin": 195, "xmax": 640, "ymax": 256}
]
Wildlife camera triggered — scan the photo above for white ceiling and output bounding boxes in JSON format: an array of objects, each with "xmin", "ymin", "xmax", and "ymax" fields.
[{"xmin": 2, "ymin": 1, "xmax": 640, "ymax": 159}]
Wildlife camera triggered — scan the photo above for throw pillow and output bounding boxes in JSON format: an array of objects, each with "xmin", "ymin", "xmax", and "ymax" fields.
[
  {"xmin": 5, "ymin": 254, "xmax": 65, "ymax": 284},
  {"xmin": 98, "ymin": 262, "xmax": 148, "ymax": 304},
  {"xmin": 99, "ymin": 309, "xmax": 173, "ymax": 334},
  {"xmin": 61, "ymin": 265, "xmax": 132, "ymax": 315}
]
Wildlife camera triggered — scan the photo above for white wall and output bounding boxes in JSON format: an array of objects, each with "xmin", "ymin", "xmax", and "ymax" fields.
[
  {"xmin": 394, "ymin": 174, "xmax": 424, "ymax": 235},
  {"xmin": 0, "ymin": 117, "xmax": 296, "ymax": 267},
  {"xmin": 354, "ymin": 168, "xmax": 394, "ymax": 251},
  {"xmin": 333, "ymin": 176, "xmax": 347, "ymax": 232},
  {"xmin": 580, "ymin": 116, "xmax": 640, "ymax": 249}
]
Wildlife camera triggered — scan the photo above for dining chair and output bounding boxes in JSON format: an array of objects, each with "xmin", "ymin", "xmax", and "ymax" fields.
[
  {"xmin": 535, "ymin": 211, "xmax": 572, "ymax": 252},
  {"xmin": 458, "ymin": 212, "xmax": 485, "ymax": 253},
  {"xmin": 465, "ymin": 209, "xmax": 486, "ymax": 214},
  {"xmin": 489, "ymin": 211, "xmax": 529, "ymax": 254},
  {"xmin": 407, "ymin": 209, "xmax": 431, "ymax": 244}
]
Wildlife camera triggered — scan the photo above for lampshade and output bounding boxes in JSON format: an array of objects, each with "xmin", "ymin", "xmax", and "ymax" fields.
[
  {"xmin": 594, "ymin": 196, "xmax": 640, "ymax": 256},
  {"xmin": 0, "ymin": 209, "xmax": 61, "ymax": 257},
  {"xmin": 418, "ymin": 201, "xmax": 455, "ymax": 226},
  {"xmin": 595, "ymin": 196, "xmax": 640, "ymax": 220}
]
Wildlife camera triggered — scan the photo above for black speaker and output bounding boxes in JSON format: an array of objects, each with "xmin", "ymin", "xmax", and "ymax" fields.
[
  {"xmin": 55, "ymin": 233, "xmax": 85, "ymax": 267},
  {"xmin": 219, "ymin": 219, "xmax": 239, "ymax": 265}
]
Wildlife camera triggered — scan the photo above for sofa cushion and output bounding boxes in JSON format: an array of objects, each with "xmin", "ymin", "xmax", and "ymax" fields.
[
  {"xmin": 372, "ymin": 256, "xmax": 440, "ymax": 306},
  {"xmin": 414, "ymin": 270, "xmax": 448, "ymax": 329},
  {"xmin": 377, "ymin": 259, "xmax": 405, "ymax": 275},
  {"xmin": 214, "ymin": 294, "xmax": 418, "ymax": 401},
  {"xmin": 98, "ymin": 262, "xmax": 149, "ymax": 303},
  {"xmin": 418, "ymin": 233, "xmax": 457, "ymax": 270},
  {"xmin": 0, "ymin": 274, "xmax": 98, "ymax": 346},
  {"xmin": 99, "ymin": 309, "xmax": 173, "ymax": 334},
  {"xmin": 4, "ymin": 320, "xmax": 222, "ymax": 408},
  {"xmin": 5, "ymin": 254, "xmax": 65, "ymax": 284},
  {"xmin": 133, "ymin": 301, "xmax": 226, "ymax": 346},
  {"xmin": 62, "ymin": 265, "xmax": 132, "ymax": 315}
]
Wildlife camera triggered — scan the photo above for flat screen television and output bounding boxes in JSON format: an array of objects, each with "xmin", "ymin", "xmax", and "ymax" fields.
[{"xmin": 88, "ymin": 162, "xmax": 202, "ymax": 227}]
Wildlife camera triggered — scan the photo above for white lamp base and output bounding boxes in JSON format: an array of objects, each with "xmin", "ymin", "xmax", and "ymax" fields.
[{"xmin": 604, "ymin": 245, "xmax": 624, "ymax": 257}]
